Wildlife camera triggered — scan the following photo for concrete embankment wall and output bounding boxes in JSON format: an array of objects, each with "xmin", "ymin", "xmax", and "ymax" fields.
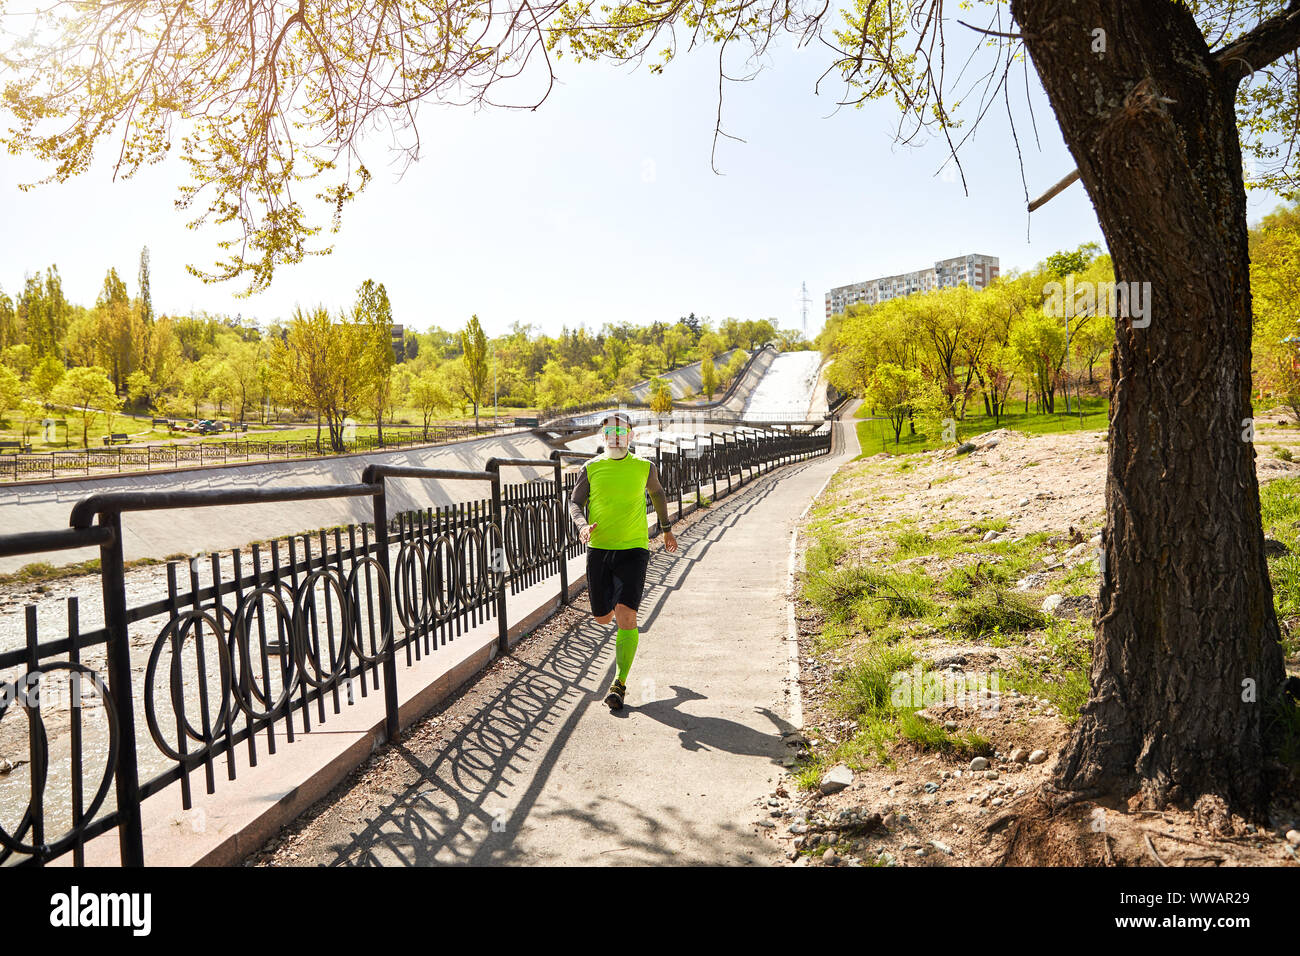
[
  {"xmin": 716, "ymin": 346, "xmax": 779, "ymax": 414},
  {"xmin": 0, "ymin": 431, "xmax": 562, "ymax": 573},
  {"xmin": 628, "ymin": 348, "xmax": 747, "ymax": 401}
]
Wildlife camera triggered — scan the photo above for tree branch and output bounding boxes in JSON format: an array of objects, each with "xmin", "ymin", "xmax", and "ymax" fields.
[{"xmin": 1214, "ymin": 3, "xmax": 1300, "ymax": 83}]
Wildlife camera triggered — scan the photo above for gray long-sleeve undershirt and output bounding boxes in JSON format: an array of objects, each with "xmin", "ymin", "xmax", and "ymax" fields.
[{"xmin": 567, "ymin": 459, "xmax": 673, "ymax": 534}]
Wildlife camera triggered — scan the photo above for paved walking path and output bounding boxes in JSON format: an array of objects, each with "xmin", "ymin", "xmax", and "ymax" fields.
[{"xmin": 276, "ymin": 402, "xmax": 863, "ymax": 866}]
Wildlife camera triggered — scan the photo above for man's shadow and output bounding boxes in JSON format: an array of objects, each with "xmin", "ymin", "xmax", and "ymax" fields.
[{"xmin": 613, "ymin": 684, "xmax": 799, "ymax": 765}]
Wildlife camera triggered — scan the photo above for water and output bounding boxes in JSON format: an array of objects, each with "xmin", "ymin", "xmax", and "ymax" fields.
[{"xmin": 743, "ymin": 351, "xmax": 825, "ymax": 420}]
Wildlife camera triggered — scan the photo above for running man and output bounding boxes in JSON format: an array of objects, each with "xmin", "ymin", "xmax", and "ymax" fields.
[{"xmin": 567, "ymin": 411, "xmax": 678, "ymax": 711}]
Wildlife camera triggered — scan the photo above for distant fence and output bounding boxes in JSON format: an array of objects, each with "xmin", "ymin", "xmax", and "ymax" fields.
[
  {"xmin": 0, "ymin": 421, "xmax": 832, "ymax": 867},
  {"xmin": 0, "ymin": 421, "xmax": 527, "ymax": 483}
]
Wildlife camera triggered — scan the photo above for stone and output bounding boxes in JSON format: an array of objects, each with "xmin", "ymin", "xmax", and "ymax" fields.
[
  {"xmin": 930, "ymin": 840, "xmax": 953, "ymax": 855},
  {"xmin": 1010, "ymin": 748, "xmax": 1029, "ymax": 763},
  {"xmin": 1287, "ymin": 830, "xmax": 1300, "ymax": 847},
  {"xmin": 943, "ymin": 720, "xmax": 958, "ymax": 731},
  {"xmin": 956, "ymin": 442, "xmax": 977, "ymax": 456},
  {"xmin": 1040, "ymin": 594, "xmax": 1063, "ymax": 615},
  {"xmin": 1055, "ymin": 594, "xmax": 1096, "ymax": 619},
  {"xmin": 981, "ymin": 530, "xmax": 999, "ymax": 542},
  {"xmin": 969, "ymin": 757, "xmax": 989, "ymax": 771},
  {"xmin": 1028, "ymin": 749, "xmax": 1048, "ymax": 764},
  {"xmin": 823, "ymin": 848, "xmax": 839, "ymax": 866},
  {"xmin": 820, "ymin": 764, "xmax": 854, "ymax": 794}
]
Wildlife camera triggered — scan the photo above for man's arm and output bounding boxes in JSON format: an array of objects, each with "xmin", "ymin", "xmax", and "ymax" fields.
[
  {"xmin": 568, "ymin": 465, "xmax": 589, "ymax": 529},
  {"xmin": 646, "ymin": 464, "xmax": 673, "ymax": 532}
]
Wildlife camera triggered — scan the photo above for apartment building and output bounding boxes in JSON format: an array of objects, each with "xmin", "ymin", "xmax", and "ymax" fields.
[{"xmin": 825, "ymin": 253, "xmax": 1000, "ymax": 318}]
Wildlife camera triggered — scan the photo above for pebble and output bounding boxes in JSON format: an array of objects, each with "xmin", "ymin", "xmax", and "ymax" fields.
[
  {"xmin": 985, "ymin": 771, "xmax": 999, "ymax": 780},
  {"xmin": 823, "ymin": 848, "xmax": 839, "ymax": 866},
  {"xmin": 991, "ymin": 797, "xmax": 1005, "ymax": 807},
  {"xmin": 969, "ymin": 757, "xmax": 989, "ymax": 771},
  {"xmin": 820, "ymin": 764, "xmax": 854, "ymax": 794},
  {"xmin": 930, "ymin": 840, "xmax": 953, "ymax": 855},
  {"xmin": 1287, "ymin": 830, "xmax": 1300, "ymax": 847},
  {"xmin": 1028, "ymin": 749, "xmax": 1048, "ymax": 764},
  {"xmin": 1040, "ymin": 594, "xmax": 1062, "ymax": 615},
  {"xmin": 1010, "ymin": 748, "xmax": 1029, "ymax": 763}
]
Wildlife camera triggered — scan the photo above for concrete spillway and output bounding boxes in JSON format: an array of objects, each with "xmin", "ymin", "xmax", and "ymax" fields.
[{"xmin": 743, "ymin": 350, "xmax": 824, "ymax": 420}]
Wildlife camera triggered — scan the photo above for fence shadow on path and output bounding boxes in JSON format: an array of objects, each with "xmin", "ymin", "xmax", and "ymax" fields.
[{"xmin": 317, "ymin": 460, "xmax": 822, "ymax": 866}]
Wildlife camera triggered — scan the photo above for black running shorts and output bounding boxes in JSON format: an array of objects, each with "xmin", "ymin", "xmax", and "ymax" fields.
[{"xmin": 586, "ymin": 546, "xmax": 650, "ymax": 616}]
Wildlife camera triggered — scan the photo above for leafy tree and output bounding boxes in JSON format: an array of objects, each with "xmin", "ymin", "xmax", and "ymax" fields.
[
  {"xmin": 458, "ymin": 315, "xmax": 490, "ymax": 429},
  {"xmin": 125, "ymin": 370, "xmax": 153, "ymax": 412},
  {"xmin": 181, "ymin": 361, "xmax": 213, "ymax": 418},
  {"xmin": 95, "ymin": 267, "xmax": 138, "ymax": 389},
  {"xmin": 0, "ymin": 364, "xmax": 21, "ymax": 424},
  {"xmin": 648, "ymin": 377, "xmax": 673, "ymax": 415},
  {"xmin": 1043, "ymin": 242, "xmax": 1102, "ymax": 278},
  {"xmin": 701, "ymin": 353, "xmax": 717, "ymax": 399},
  {"xmin": 17, "ymin": 399, "xmax": 43, "ymax": 444},
  {"xmin": 52, "ymin": 365, "xmax": 119, "ymax": 448},
  {"xmin": 355, "ymin": 279, "xmax": 396, "ymax": 441},
  {"xmin": 409, "ymin": 371, "xmax": 453, "ymax": 439},
  {"xmin": 865, "ymin": 363, "xmax": 926, "ymax": 445},
  {"xmin": 270, "ymin": 306, "xmax": 370, "ymax": 451},
  {"xmin": 1, "ymin": 344, "xmax": 34, "ymax": 379},
  {"xmin": 30, "ymin": 355, "xmax": 65, "ymax": 406},
  {"xmin": 0, "ymin": 285, "xmax": 15, "ymax": 351},
  {"xmin": 137, "ymin": 246, "xmax": 154, "ymax": 327}
]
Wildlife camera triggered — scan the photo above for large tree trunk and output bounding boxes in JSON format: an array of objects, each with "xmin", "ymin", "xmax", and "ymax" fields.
[{"xmin": 1011, "ymin": 0, "xmax": 1287, "ymax": 822}]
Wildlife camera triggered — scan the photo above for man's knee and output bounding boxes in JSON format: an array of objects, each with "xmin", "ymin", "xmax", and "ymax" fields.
[
  {"xmin": 594, "ymin": 610, "xmax": 615, "ymax": 625},
  {"xmin": 613, "ymin": 603, "xmax": 638, "ymax": 628}
]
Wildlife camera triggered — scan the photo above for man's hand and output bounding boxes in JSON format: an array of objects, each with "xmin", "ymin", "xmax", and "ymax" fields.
[
  {"xmin": 663, "ymin": 530, "xmax": 678, "ymax": 553},
  {"xmin": 580, "ymin": 522, "xmax": 597, "ymax": 544}
]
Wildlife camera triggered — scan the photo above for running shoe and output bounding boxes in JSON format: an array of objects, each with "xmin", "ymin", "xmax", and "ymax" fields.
[{"xmin": 605, "ymin": 679, "xmax": 627, "ymax": 711}]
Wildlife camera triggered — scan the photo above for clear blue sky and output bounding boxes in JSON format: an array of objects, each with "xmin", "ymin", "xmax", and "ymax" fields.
[{"xmin": 0, "ymin": 31, "xmax": 1286, "ymax": 341}]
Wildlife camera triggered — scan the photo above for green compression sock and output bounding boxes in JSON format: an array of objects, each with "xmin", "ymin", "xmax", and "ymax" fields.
[{"xmin": 615, "ymin": 627, "xmax": 639, "ymax": 683}]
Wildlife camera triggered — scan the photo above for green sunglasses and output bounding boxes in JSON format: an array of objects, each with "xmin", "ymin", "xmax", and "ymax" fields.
[{"xmin": 602, "ymin": 425, "xmax": 630, "ymax": 436}]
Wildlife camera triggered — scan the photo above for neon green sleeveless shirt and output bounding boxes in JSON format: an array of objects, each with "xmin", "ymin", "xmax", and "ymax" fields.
[{"xmin": 585, "ymin": 452, "xmax": 651, "ymax": 550}]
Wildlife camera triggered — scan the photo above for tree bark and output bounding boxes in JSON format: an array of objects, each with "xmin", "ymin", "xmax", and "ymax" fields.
[{"xmin": 1011, "ymin": 0, "xmax": 1287, "ymax": 820}]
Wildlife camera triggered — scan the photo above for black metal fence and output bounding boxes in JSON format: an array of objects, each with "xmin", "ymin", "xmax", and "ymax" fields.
[
  {"xmin": 0, "ymin": 421, "xmax": 528, "ymax": 483},
  {"xmin": 0, "ymin": 423, "xmax": 832, "ymax": 867}
]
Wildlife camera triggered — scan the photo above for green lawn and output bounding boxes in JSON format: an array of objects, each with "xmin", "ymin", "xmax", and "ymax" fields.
[{"xmin": 854, "ymin": 397, "xmax": 1109, "ymax": 457}]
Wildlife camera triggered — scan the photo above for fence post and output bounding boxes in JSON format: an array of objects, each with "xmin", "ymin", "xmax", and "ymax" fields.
[
  {"xmin": 97, "ymin": 512, "xmax": 145, "ymax": 866},
  {"xmin": 553, "ymin": 454, "xmax": 570, "ymax": 606},
  {"xmin": 675, "ymin": 448, "xmax": 683, "ymax": 522},
  {"xmin": 364, "ymin": 473, "xmax": 401, "ymax": 742},
  {"xmin": 486, "ymin": 462, "xmax": 510, "ymax": 654}
]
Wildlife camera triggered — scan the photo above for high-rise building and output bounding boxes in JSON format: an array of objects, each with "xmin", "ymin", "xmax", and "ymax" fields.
[{"xmin": 825, "ymin": 253, "xmax": 1000, "ymax": 318}]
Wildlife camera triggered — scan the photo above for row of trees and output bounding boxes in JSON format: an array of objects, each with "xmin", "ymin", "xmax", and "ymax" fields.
[
  {"xmin": 823, "ymin": 243, "xmax": 1116, "ymax": 444},
  {"xmin": 827, "ymin": 208, "xmax": 1300, "ymax": 449},
  {"xmin": 0, "ymin": 258, "xmax": 805, "ymax": 448}
]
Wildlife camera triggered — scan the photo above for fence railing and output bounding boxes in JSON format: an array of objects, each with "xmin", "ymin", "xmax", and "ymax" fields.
[
  {"xmin": 0, "ymin": 420, "xmax": 833, "ymax": 867},
  {"xmin": 0, "ymin": 421, "xmax": 528, "ymax": 484}
]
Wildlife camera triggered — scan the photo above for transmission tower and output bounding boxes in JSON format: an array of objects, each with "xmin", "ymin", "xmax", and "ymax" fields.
[{"xmin": 799, "ymin": 281, "xmax": 812, "ymax": 337}]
